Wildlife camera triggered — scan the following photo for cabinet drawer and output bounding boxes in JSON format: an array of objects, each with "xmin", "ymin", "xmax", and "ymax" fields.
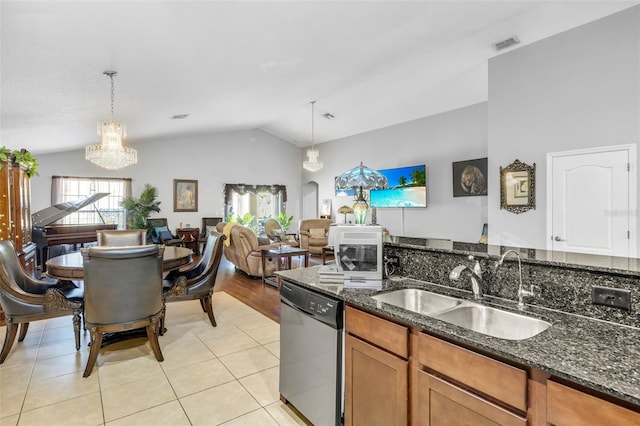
[
  {"xmin": 346, "ymin": 306, "xmax": 408, "ymax": 358},
  {"xmin": 417, "ymin": 371, "xmax": 526, "ymax": 426},
  {"xmin": 547, "ymin": 380, "xmax": 640, "ymax": 426},
  {"xmin": 418, "ymin": 333, "xmax": 527, "ymax": 412}
]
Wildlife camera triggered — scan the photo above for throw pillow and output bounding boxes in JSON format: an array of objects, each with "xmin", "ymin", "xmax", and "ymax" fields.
[
  {"xmin": 309, "ymin": 228, "xmax": 325, "ymax": 239},
  {"xmin": 155, "ymin": 226, "xmax": 169, "ymax": 235},
  {"xmin": 159, "ymin": 230, "xmax": 174, "ymax": 241}
]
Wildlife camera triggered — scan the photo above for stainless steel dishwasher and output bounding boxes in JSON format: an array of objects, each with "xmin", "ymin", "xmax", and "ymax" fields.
[{"xmin": 279, "ymin": 281, "xmax": 344, "ymax": 426}]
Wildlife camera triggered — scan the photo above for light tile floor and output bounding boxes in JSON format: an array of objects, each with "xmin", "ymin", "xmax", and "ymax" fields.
[{"xmin": 0, "ymin": 292, "xmax": 309, "ymax": 426}]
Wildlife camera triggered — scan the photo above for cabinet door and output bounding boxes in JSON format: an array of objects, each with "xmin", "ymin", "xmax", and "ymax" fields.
[
  {"xmin": 547, "ymin": 381, "xmax": 640, "ymax": 426},
  {"xmin": 416, "ymin": 371, "xmax": 526, "ymax": 426},
  {"xmin": 345, "ymin": 334, "xmax": 408, "ymax": 426}
]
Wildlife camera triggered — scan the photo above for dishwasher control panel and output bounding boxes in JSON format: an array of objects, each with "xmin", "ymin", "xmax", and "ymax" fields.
[{"xmin": 281, "ymin": 281, "xmax": 343, "ymax": 329}]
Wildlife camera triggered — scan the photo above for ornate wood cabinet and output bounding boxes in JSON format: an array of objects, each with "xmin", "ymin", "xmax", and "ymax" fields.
[{"xmin": 0, "ymin": 154, "xmax": 37, "ymax": 275}]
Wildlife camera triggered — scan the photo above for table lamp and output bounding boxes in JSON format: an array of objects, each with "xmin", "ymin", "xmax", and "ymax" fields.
[
  {"xmin": 337, "ymin": 205, "xmax": 354, "ymax": 223},
  {"xmin": 335, "ymin": 162, "xmax": 388, "ymax": 224}
]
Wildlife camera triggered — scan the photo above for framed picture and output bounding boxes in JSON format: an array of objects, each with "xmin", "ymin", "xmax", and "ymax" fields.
[
  {"xmin": 452, "ymin": 158, "xmax": 488, "ymax": 197},
  {"xmin": 500, "ymin": 159, "xmax": 536, "ymax": 214},
  {"xmin": 320, "ymin": 199, "xmax": 332, "ymax": 217},
  {"xmin": 174, "ymin": 179, "xmax": 198, "ymax": 212}
]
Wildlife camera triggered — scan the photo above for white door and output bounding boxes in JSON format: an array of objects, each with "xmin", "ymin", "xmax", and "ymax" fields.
[{"xmin": 549, "ymin": 146, "xmax": 634, "ymax": 257}]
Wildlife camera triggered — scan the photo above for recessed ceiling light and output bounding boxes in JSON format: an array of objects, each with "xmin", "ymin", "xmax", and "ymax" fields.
[
  {"xmin": 323, "ymin": 113, "xmax": 335, "ymax": 120},
  {"xmin": 172, "ymin": 114, "xmax": 189, "ymax": 119}
]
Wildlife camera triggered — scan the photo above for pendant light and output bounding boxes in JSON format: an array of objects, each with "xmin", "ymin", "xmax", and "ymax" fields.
[
  {"xmin": 303, "ymin": 101, "xmax": 323, "ymax": 172},
  {"xmin": 85, "ymin": 71, "xmax": 137, "ymax": 170}
]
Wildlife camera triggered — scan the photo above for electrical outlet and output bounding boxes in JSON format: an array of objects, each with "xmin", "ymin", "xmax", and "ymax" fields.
[{"xmin": 591, "ymin": 286, "xmax": 631, "ymax": 310}]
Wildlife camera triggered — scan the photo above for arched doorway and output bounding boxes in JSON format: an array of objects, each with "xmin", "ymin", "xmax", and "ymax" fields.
[{"xmin": 302, "ymin": 180, "xmax": 319, "ymax": 219}]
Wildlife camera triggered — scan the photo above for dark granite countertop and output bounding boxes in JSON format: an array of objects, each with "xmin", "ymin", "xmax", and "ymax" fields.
[{"xmin": 276, "ymin": 266, "xmax": 640, "ymax": 407}]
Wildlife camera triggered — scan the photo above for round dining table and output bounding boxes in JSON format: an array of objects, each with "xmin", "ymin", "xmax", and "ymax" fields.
[{"xmin": 45, "ymin": 245, "xmax": 193, "ymax": 281}]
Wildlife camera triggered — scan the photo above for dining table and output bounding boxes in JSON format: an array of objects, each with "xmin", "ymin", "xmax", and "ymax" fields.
[
  {"xmin": 45, "ymin": 245, "xmax": 193, "ymax": 281},
  {"xmin": 44, "ymin": 245, "xmax": 193, "ymax": 346}
]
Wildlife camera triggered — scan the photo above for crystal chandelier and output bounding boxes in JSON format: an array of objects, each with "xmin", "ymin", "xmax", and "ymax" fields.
[
  {"xmin": 85, "ymin": 71, "xmax": 137, "ymax": 170},
  {"xmin": 303, "ymin": 101, "xmax": 323, "ymax": 172}
]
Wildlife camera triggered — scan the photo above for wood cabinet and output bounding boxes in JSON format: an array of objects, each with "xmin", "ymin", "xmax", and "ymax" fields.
[
  {"xmin": 415, "ymin": 333, "xmax": 527, "ymax": 426},
  {"xmin": 176, "ymin": 227, "xmax": 200, "ymax": 255},
  {"xmin": 345, "ymin": 306, "xmax": 409, "ymax": 426},
  {"xmin": 0, "ymin": 155, "xmax": 36, "ymax": 276},
  {"xmin": 0, "ymin": 154, "xmax": 36, "ymax": 322},
  {"xmin": 345, "ymin": 306, "xmax": 640, "ymax": 426},
  {"xmin": 547, "ymin": 380, "xmax": 640, "ymax": 426}
]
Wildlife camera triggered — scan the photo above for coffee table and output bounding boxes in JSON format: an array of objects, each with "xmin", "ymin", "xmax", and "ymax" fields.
[{"xmin": 261, "ymin": 246, "xmax": 309, "ymax": 287}]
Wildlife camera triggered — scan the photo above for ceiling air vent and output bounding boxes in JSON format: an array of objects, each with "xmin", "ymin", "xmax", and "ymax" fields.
[{"xmin": 494, "ymin": 36, "xmax": 520, "ymax": 51}]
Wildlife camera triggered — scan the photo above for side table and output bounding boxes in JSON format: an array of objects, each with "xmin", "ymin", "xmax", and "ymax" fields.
[
  {"xmin": 261, "ymin": 246, "xmax": 309, "ymax": 287},
  {"xmin": 176, "ymin": 228, "xmax": 200, "ymax": 255}
]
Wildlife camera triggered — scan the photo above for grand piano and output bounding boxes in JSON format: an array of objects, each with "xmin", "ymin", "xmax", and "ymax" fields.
[{"xmin": 32, "ymin": 193, "xmax": 118, "ymax": 271}]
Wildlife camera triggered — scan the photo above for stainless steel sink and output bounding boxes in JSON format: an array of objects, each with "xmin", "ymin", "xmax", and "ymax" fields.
[
  {"xmin": 372, "ymin": 289, "xmax": 464, "ymax": 315},
  {"xmin": 433, "ymin": 303, "xmax": 551, "ymax": 340}
]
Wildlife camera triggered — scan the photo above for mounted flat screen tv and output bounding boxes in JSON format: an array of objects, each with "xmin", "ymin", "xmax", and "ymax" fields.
[{"xmin": 370, "ymin": 164, "xmax": 427, "ymax": 208}]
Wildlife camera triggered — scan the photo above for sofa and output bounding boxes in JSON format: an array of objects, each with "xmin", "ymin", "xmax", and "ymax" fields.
[
  {"xmin": 215, "ymin": 222, "xmax": 279, "ymax": 278},
  {"xmin": 299, "ymin": 218, "xmax": 332, "ymax": 255}
]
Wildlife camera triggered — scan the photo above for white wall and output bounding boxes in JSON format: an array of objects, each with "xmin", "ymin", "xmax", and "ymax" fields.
[
  {"xmin": 488, "ymin": 6, "xmax": 640, "ymax": 249},
  {"xmin": 302, "ymin": 102, "xmax": 488, "ymax": 242},
  {"xmin": 32, "ymin": 129, "xmax": 304, "ymax": 231}
]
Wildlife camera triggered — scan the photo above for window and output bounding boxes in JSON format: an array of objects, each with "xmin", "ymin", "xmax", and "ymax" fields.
[
  {"xmin": 224, "ymin": 184, "xmax": 287, "ymax": 233},
  {"xmin": 51, "ymin": 176, "xmax": 132, "ymax": 229}
]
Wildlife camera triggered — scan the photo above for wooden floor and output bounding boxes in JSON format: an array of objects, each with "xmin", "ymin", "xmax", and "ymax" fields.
[{"xmin": 213, "ymin": 255, "xmax": 323, "ymax": 324}]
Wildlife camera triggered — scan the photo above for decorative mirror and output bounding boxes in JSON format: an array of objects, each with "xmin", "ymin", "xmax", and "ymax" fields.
[{"xmin": 500, "ymin": 159, "xmax": 536, "ymax": 214}]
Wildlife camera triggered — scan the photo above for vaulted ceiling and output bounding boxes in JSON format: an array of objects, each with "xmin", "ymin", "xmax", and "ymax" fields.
[{"xmin": 1, "ymin": 1, "xmax": 637, "ymax": 155}]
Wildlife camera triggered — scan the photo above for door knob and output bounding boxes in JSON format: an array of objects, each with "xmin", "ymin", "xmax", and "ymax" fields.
[{"xmin": 554, "ymin": 236, "xmax": 566, "ymax": 242}]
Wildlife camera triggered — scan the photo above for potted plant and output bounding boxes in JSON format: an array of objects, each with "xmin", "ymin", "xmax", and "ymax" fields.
[
  {"xmin": 120, "ymin": 184, "xmax": 161, "ymax": 242},
  {"xmin": 0, "ymin": 147, "xmax": 39, "ymax": 177},
  {"xmin": 275, "ymin": 211, "xmax": 294, "ymax": 233},
  {"xmin": 228, "ymin": 212, "xmax": 258, "ymax": 234}
]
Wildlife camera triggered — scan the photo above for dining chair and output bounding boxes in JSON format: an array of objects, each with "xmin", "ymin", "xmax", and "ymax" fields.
[
  {"xmin": 0, "ymin": 240, "xmax": 83, "ymax": 364},
  {"xmin": 162, "ymin": 231, "xmax": 226, "ymax": 333},
  {"xmin": 96, "ymin": 229, "xmax": 147, "ymax": 246},
  {"xmin": 81, "ymin": 244, "xmax": 165, "ymax": 377}
]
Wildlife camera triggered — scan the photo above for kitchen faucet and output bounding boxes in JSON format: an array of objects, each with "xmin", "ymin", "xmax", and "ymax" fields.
[
  {"xmin": 495, "ymin": 249, "xmax": 534, "ymax": 310},
  {"xmin": 449, "ymin": 255, "xmax": 484, "ymax": 300}
]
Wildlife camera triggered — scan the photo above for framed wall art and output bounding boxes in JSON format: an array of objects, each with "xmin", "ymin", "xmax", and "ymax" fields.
[
  {"xmin": 452, "ymin": 158, "xmax": 488, "ymax": 197},
  {"xmin": 500, "ymin": 159, "xmax": 536, "ymax": 214},
  {"xmin": 174, "ymin": 179, "xmax": 198, "ymax": 212}
]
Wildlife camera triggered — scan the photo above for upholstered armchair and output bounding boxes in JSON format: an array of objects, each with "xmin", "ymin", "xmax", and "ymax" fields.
[
  {"xmin": 148, "ymin": 218, "xmax": 183, "ymax": 246},
  {"xmin": 0, "ymin": 240, "xmax": 83, "ymax": 364},
  {"xmin": 299, "ymin": 218, "xmax": 332, "ymax": 255},
  {"xmin": 215, "ymin": 222, "xmax": 279, "ymax": 278},
  {"xmin": 97, "ymin": 229, "xmax": 147, "ymax": 246},
  {"xmin": 162, "ymin": 231, "xmax": 226, "ymax": 332},
  {"xmin": 264, "ymin": 218, "xmax": 299, "ymax": 247},
  {"xmin": 81, "ymin": 245, "xmax": 165, "ymax": 377}
]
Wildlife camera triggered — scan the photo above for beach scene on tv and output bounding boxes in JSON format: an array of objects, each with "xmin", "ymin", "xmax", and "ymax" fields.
[{"xmin": 370, "ymin": 165, "xmax": 427, "ymax": 208}]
